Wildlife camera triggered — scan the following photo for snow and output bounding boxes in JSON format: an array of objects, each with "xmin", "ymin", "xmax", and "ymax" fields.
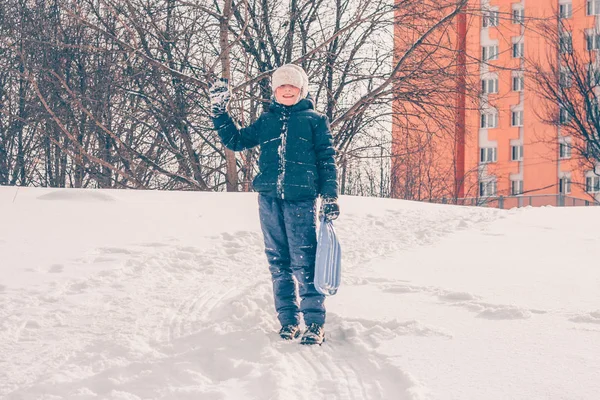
[
  {"xmin": 1, "ymin": 186, "xmax": 599, "ymax": 399},
  {"xmin": 276, "ymin": 114, "xmax": 288, "ymax": 199}
]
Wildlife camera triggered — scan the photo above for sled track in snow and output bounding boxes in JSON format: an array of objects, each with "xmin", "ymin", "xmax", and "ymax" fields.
[
  {"xmin": 0, "ymin": 228, "xmax": 279, "ymax": 398},
  {"xmin": 285, "ymin": 335, "xmax": 416, "ymax": 399},
  {"xmin": 338, "ymin": 206, "xmax": 502, "ymax": 284},
  {"xmin": 1, "ymin": 206, "xmax": 501, "ymax": 398}
]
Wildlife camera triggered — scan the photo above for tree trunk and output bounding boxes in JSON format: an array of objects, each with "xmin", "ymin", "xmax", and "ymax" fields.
[{"xmin": 220, "ymin": 0, "xmax": 238, "ymax": 192}]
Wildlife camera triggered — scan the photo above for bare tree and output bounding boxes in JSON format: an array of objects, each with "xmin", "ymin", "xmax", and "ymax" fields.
[
  {"xmin": 390, "ymin": 0, "xmax": 478, "ymax": 201},
  {"xmin": 526, "ymin": 16, "xmax": 600, "ymax": 200},
  {"xmin": 0, "ymin": 0, "xmax": 471, "ymax": 196}
]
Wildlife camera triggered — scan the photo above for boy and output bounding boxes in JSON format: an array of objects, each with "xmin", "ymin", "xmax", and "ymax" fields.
[{"xmin": 210, "ymin": 64, "xmax": 340, "ymax": 345}]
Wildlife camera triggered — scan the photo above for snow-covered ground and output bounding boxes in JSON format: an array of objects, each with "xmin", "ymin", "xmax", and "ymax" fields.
[{"xmin": 1, "ymin": 186, "xmax": 599, "ymax": 400}]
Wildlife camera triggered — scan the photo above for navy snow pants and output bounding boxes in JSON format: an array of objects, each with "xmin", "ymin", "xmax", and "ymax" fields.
[{"xmin": 258, "ymin": 194, "xmax": 326, "ymax": 327}]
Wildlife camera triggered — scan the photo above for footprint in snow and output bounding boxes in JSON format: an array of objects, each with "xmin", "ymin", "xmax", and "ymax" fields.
[
  {"xmin": 482, "ymin": 232, "xmax": 505, "ymax": 237},
  {"xmin": 48, "ymin": 264, "xmax": 64, "ymax": 273},
  {"xmin": 434, "ymin": 290, "xmax": 542, "ymax": 320},
  {"xmin": 98, "ymin": 247, "xmax": 136, "ymax": 255},
  {"xmin": 222, "ymin": 230, "xmax": 261, "ymax": 243},
  {"xmin": 383, "ymin": 284, "xmax": 423, "ymax": 294},
  {"xmin": 446, "ymin": 301, "xmax": 532, "ymax": 320},
  {"xmin": 25, "ymin": 320, "xmax": 42, "ymax": 329},
  {"xmin": 476, "ymin": 306, "xmax": 532, "ymax": 320},
  {"xmin": 221, "ymin": 232, "xmax": 236, "ymax": 241},
  {"xmin": 67, "ymin": 282, "xmax": 89, "ymax": 294},
  {"xmin": 175, "ymin": 245, "xmax": 200, "ymax": 254},
  {"xmin": 137, "ymin": 242, "xmax": 169, "ymax": 248},
  {"xmin": 351, "ymin": 276, "xmax": 409, "ymax": 286},
  {"xmin": 569, "ymin": 311, "xmax": 600, "ymax": 324},
  {"xmin": 438, "ymin": 291, "xmax": 479, "ymax": 302},
  {"xmin": 334, "ymin": 315, "xmax": 453, "ymax": 341},
  {"xmin": 93, "ymin": 256, "xmax": 118, "ymax": 264}
]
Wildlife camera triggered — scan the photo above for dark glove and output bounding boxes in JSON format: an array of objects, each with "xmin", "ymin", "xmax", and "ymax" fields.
[
  {"xmin": 319, "ymin": 197, "xmax": 340, "ymax": 221},
  {"xmin": 209, "ymin": 78, "xmax": 230, "ymax": 117}
]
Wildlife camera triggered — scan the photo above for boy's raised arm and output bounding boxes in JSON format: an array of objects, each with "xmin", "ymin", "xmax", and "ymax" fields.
[{"xmin": 210, "ymin": 79, "xmax": 260, "ymax": 151}]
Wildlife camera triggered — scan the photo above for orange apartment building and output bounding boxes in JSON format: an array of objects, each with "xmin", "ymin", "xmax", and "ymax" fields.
[{"xmin": 392, "ymin": 0, "xmax": 600, "ymax": 207}]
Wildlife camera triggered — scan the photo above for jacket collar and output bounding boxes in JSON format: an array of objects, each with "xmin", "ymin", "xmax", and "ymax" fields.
[{"xmin": 269, "ymin": 94, "xmax": 314, "ymax": 114}]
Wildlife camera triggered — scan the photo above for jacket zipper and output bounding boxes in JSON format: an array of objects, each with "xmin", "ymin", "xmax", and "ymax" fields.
[{"xmin": 276, "ymin": 111, "xmax": 290, "ymax": 199}]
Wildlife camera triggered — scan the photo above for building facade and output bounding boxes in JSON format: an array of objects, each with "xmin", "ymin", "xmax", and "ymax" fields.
[{"xmin": 392, "ymin": 0, "xmax": 600, "ymax": 207}]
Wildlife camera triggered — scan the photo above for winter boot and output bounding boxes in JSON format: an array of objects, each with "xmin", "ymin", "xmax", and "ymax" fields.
[
  {"xmin": 279, "ymin": 325, "xmax": 301, "ymax": 340},
  {"xmin": 300, "ymin": 323, "xmax": 325, "ymax": 345}
]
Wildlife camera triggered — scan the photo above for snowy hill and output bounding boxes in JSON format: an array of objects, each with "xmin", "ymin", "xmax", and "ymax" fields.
[{"xmin": 1, "ymin": 187, "xmax": 599, "ymax": 400}]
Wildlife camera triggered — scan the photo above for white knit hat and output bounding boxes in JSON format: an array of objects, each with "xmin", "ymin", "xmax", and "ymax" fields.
[{"xmin": 271, "ymin": 64, "xmax": 309, "ymax": 101}]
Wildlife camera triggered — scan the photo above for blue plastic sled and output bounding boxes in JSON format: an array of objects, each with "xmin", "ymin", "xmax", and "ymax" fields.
[{"xmin": 314, "ymin": 217, "xmax": 342, "ymax": 296}]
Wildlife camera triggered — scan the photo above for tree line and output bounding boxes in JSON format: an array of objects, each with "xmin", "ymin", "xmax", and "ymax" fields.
[{"xmin": 0, "ymin": 0, "xmax": 468, "ymax": 196}]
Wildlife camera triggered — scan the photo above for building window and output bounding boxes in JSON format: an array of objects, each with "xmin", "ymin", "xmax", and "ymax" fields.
[
  {"xmin": 513, "ymin": 7, "xmax": 525, "ymax": 24},
  {"xmin": 559, "ymin": 107, "xmax": 572, "ymax": 124},
  {"xmin": 512, "ymin": 75, "xmax": 524, "ymax": 91},
  {"xmin": 480, "ymin": 180, "xmax": 497, "ymax": 197},
  {"xmin": 587, "ymin": 0, "xmax": 600, "ymax": 15},
  {"xmin": 587, "ymin": 141, "xmax": 599, "ymax": 158},
  {"xmin": 482, "ymin": 45, "xmax": 499, "ymax": 61},
  {"xmin": 560, "ymin": 33, "xmax": 573, "ymax": 54},
  {"xmin": 512, "ymin": 41, "xmax": 525, "ymax": 58},
  {"xmin": 559, "ymin": 176, "xmax": 571, "ymax": 194},
  {"xmin": 512, "ymin": 110, "xmax": 524, "ymax": 127},
  {"xmin": 560, "ymin": 69, "xmax": 572, "ymax": 87},
  {"xmin": 483, "ymin": 10, "xmax": 499, "ymax": 28},
  {"xmin": 586, "ymin": 175, "xmax": 600, "ymax": 192},
  {"xmin": 586, "ymin": 98, "xmax": 599, "ymax": 121},
  {"xmin": 480, "ymin": 112, "xmax": 498, "ymax": 129},
  {"xmin": 586, "ymin": 31, "xmax": 600, "ymax": 50},
  {"xmin": 511, "ymin": 180, "xmax": 524, "ymax": 195},
  {"xmin": 589, "ymin": 65, "xmax": 600, "ymax": 86},
  {"xmin": 480, "ymin": 147, "xmax": 497, "ymax": 163},
  {"xmin": 481, "ymin": 78, "xmax": 499, "ymax": 94},
  {"xmin": 559, "ymin": 141, "xmax": 572, "ymax": 159},
  {"xmin": 511, "ymin": 145, "xmax": 524, "ymax": 161},
  {"xmin": 560, "ymin": 3, "xmax": 573, "ymax": 19}
]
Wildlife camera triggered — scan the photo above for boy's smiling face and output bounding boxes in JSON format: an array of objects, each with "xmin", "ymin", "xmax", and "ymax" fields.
[{"xmin": 275, "ymin": 84, "xmax": 301, "ymax": 106}]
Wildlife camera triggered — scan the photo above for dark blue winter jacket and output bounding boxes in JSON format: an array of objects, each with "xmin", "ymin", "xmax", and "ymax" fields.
[{"xmin": 213, "ymin": 97, "xmax": 338, "ymax": 201}]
